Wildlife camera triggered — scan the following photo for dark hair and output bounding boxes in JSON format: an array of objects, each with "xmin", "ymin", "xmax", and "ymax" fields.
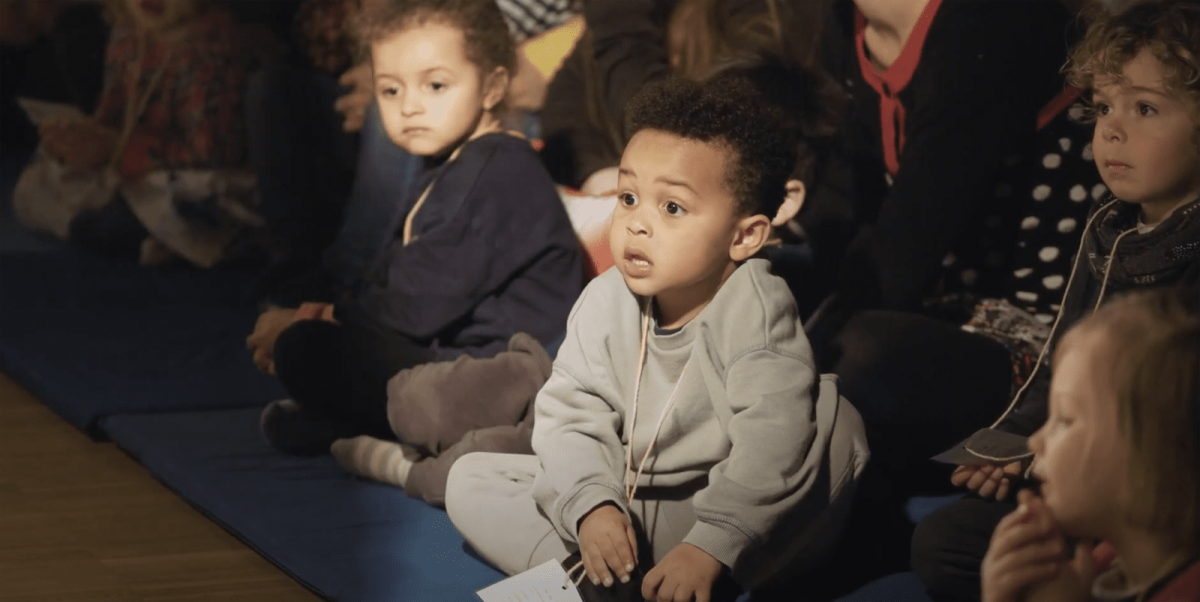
[
  {"xmin": 354, "ymin": 0, "xmax": 516, "ymax": 77},
  {"xmin": 1066, "ymin": 0, "xmax": 1200, "ymax": 126},
  {"xmin": 706, "ymin": 52, "xmax": 842, "ymax": 188},
  {"xmin": 625, "ymin": 76, "xmax": 797, "ymax": 218}
]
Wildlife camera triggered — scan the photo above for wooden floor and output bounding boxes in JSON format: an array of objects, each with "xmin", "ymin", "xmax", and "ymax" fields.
[{"xmin": 0, "ymin": 372, "xmax": 320, "ymax": 602}]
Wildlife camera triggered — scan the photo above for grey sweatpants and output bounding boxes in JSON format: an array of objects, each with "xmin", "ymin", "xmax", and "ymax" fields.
[
  {"xmin": 445, "ymin": 396, "xmax": 868, "ymax": 592},
  {"xmin": 389, "ymin": 332, "xmax": 552, "ymax": 506}
]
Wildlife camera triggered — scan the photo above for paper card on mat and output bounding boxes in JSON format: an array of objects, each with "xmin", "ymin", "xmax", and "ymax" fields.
[
  {"xmin": 477, "ymin": 559, "xmax": 584, "ymax": 602},
  {"xmin": 931, "ymin": 428, "xmax": 1034, "ymax": 465}
]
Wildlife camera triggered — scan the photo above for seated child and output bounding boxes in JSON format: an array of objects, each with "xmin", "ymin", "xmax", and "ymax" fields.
[
  {"xmin": 981, "ymin": 288, "xmax": 1200, "ymax": 602},
  {"xmin": 247, "ymin": 0, "xmax": 583, "ymax": 456},
  {"xmin": 912, "ymin": 1, "xmax": 1200, "ymax": 598},
  {"xmin": 445, "ymin": 76, "xmax": 869, "ymax": 600}
]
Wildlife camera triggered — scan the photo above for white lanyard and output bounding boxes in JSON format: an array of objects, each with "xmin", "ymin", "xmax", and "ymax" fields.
[{"xmin": 624, "ymin": 298, "xmax": 691, "ymax": 504}]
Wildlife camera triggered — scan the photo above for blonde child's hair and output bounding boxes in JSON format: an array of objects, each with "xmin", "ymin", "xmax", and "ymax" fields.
[
  {"xmin": 1065, "ymin": 0, "xmax": 1200, "ymax": 128},
  {"xmin": 1069, "ymin": 288, "xmax": 1200, "ymax": 557}
]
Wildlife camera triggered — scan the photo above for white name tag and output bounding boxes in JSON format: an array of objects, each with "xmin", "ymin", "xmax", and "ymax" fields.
[{"xmin": 477, "ymin": 559, "xmax": 584, "ymax": 602}]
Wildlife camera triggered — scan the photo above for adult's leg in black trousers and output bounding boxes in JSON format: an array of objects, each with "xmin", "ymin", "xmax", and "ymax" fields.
[
  {"xmin": 911, "ymin": 496, "xmax": 1017, "ymax": 601},
  {"xmin": 828, "ymin": 310, "xmax": 1014, "ymax": 491},
  {"xmin": 271, "ymin": 317, "xmax": 436, "ymax": 439}
]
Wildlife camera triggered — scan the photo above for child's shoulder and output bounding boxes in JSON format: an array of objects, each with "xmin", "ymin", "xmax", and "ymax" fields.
[
  {"xmin": 702, "ymin": 258, "xmax": 809, "ymax": 359},
  {"xmin": 450, "ymin": 132, "xmax": 559, "ymax": 206}
]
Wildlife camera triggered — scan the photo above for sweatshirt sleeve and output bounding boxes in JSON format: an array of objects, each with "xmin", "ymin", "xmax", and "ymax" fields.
[
  {"xmin": 531, "ymin": 288, "xmax": 630, "ymax": 542},
  {"xmin": 683, "ymin": 350, "xmax": 822, "ymax": 568}
]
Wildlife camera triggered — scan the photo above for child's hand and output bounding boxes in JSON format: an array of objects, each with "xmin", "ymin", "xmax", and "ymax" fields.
[
  {"xmin": 577, "ymin": 503, "xmax": 638, "ymax": 588},
  {"xmin": 982, "ymin": 489, "xmax": 1089, "ymax": 602},
  {"xmin": 952, "ymin": 461, "xmax": 1024, "ymax": 500},
  {"xmin": 641, "ymin": 543, "xmax": 722, "ymax": 602},
  {"xmin": 246, "ymin": 308, "xmax": 298, "ymax": 375}
]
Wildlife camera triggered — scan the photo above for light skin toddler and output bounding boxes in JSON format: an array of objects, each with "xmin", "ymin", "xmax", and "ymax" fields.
[
  {"xmin": 981, "ymin": 289, "xmax": 1199, "ymax": 602},
  {"xmin": 246, "ymin": 0, "xmax": 510, "ymax": 371},
  {"xmin": 951, "ymin": 0, "xmax": 1200, "ymax": 501}
]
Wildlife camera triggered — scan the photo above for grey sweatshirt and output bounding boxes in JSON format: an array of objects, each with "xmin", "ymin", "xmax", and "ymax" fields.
[{"xmin": 531, "ymin": 258, "xmax": 850, "ymax": 568}]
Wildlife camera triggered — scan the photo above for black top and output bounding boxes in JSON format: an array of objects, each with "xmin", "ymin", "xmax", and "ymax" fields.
[
  {"xmin": 340, "ymin": 133, "xmax": 584, "ymax": 360},
  {"xmin": 996, "ymin": 197, "xmax": 1200, "ymax": 435},
  {"xmin": 810, "ymin": 0, "xmax": 1072, "ymax": 313},
  {"xmin": 539, "ymin": 0, "xmax": 675, "ymax": 187}
]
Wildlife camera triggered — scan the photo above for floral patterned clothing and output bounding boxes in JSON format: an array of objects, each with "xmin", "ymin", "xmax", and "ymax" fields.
[{"xmin": 94, "ymin": 9, "xmax": 259, "ymax": 181}]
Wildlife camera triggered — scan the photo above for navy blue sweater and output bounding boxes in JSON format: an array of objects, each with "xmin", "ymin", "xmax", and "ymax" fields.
[{"xmin": 339, "ymin": 133, "xmax": 584, "ymax": 360}]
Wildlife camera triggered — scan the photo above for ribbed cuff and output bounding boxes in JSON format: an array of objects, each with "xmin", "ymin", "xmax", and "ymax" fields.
[
  {"xmin": 560, "ymin": 482, "xmax": 626, "ymax": 540},
  {"xmin": 682, "ymin": 519, "xmax": 753, "ymax": 570}
]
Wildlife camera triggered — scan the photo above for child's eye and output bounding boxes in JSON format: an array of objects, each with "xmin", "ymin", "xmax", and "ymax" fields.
[
  {"xmin": 1136, "ymin": 102, "xmax": 1157, "ymax": 116},
  {"xmin": 664, "ymin": 201, "xmax": 686, "ymax": 216},
  {"xmin": 1094, "ymin": 102, "xmax": 1111, "ymax": 116},
  {"xmin": 429, "ymin": 81, "xmax": 448, "ymax": 92},
  {"xmin": 380, "ymin": 86, "xmax": 399, "ymax": 97},
  {"xmin": 619, "ymin": 192, "xmax": 638, "ymax": 207}
]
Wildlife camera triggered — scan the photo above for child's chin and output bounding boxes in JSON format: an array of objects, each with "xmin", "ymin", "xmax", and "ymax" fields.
[
  {"xmin": 619, "ymin": 273, "xmax": 657, "ymax": 297},
  {"xmin": 398, "ymin": 138, "xmax": 451, "ymax": 158}
]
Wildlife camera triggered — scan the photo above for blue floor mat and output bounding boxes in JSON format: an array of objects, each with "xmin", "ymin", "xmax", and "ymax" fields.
[
  {"xmin": 0, "ymin": 250, "xmax": 283, "ymax": 431},
  {"xmin": 102, "ymin": 407, "xmax": 506, "ymax": 602}
]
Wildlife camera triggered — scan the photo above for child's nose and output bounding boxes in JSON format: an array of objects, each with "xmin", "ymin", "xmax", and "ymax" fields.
[
  {"xmin": 400, "ymin": 93, "xmax": 422, "ymax": 116},
  {"xmin": 1101, "ymin": 118, "xmax": 1125, "ymax": 142},
  {"xmin": 624, "ymin": 208, "xmax": 650, "ymax": 236}
]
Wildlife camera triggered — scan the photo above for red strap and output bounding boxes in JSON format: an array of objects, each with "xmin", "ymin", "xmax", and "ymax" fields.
[
  {"xmin": 855, "ymin": 0, "xmax": 946, "ymax": 176},
  {"xmin": 1037, "ymin": 86, "xmax": 1083, "ymax": 131}
]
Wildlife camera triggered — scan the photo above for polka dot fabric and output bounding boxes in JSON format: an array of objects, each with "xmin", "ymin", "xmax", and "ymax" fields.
[{"xmin": 1002, "ymin": 101, "xmax": 1104, "ymax": 320}]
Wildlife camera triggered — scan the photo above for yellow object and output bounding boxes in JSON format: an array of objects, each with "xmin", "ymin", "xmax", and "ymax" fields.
[{"xmin": 519, "ymin": 16, "xmax": 586, "ymax": 82}]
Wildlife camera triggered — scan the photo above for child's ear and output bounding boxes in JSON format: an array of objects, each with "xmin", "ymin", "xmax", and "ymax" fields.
[
  {"xmin": 771, "ymin": 180, "xmax": 806, "ymax": 227},
  {"xmin": 729, "ymin": 214, "xmax": 772, "ymax": 262},
  {"xmin": 482, "ymin": 66, "xmax": 509, "ymax": 111}
]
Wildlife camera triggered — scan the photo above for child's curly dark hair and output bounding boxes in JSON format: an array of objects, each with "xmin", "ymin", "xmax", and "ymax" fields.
[
  {"xmin": 625, "ymin": 75, "xmax": 798, "ymax": 219},
  {"xmin": 1066, "ymin": 0, "xmax": 1200, "ymax": 127},
  {"xmin": 354, "ymin": 0, "xmax": 515, "ymax": 78}
]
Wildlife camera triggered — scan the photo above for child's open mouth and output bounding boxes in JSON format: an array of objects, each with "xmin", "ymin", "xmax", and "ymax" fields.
[{"xmin": 624, "ymin": 251, "xmax": 652, "ymax": 276}]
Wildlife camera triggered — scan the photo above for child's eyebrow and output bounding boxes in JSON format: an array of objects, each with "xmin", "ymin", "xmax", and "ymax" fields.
[
  {"xmin": 1129, "ymin": 85, "xmax": 1170, "ymax": 98},
  {"xmin": 618, "ymin": 167, "xmax": 637, "ymax": 179},
  {"xmin": 656, "ymin": 176, "xmax": 697, "ymax": 194}
]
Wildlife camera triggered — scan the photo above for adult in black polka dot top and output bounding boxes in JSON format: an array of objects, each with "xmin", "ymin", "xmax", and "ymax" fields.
[
  {"xmin": 913, "ymin": 2, "xmax": 1200, "ymax": 600},
  {"xmin": 796, "ymin": 0, "xmax": 1089, "ymax": 532}
]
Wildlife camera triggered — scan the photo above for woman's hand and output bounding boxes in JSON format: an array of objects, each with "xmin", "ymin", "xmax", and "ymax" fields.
[{"xmin": 334, "ymin": 62, "xmax": 374, "ymax": 133}]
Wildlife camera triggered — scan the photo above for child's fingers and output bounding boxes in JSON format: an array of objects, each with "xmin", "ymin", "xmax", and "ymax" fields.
[
  {"xmin": 950, "ymin": 465, "xmax": 976, "ymax": 486},
  {"xmin": 991, "ymin": 517, "xmax": 1061, "ymax": 559},
  {"xmin": 580, "ymin": 542, "xmax": 607, "ymax": 587},
  {"xmin": 990, "ymin": 561, "xmax": 1061, "ymax": 600},
  {"xmin": 967, "ymin": 465, "xmax": 995, "ymax": 491},
  {"xmin": 603, "ymin": 530, "xmax": 634, "ymax": 583},
  {"xmin": 624, "ymin": 522, "xmax": 639, "ymax": 568},
  {"xmin": 996, "ymin": 476, "xmax": 1012, "ymax": 501},
  {"xmin": 641, "ymin": 567, "xmax": 665, "ymax": 601}
]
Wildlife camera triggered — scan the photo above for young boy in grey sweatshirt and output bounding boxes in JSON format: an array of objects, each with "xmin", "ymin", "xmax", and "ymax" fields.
[{"xmin": 446, "ymin": 74, "xmax": 869, "ymax": 601}]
